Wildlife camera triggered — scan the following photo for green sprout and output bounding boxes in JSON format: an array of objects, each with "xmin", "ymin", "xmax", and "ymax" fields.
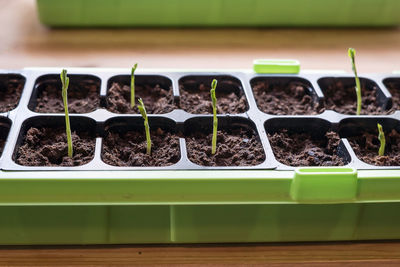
[
  {"xmin": 60, "ymin": 69, "xmax": 73, "ymax": 158},
  {"xmin": 138, "ymin": 98, "xmax": 151, "ymax": 155},
  {"xmin": 348, "ymin": 48, "xmax": 362, "ymax": 115},
  {"xmin": 377, "ymin": 123, "xmax": 386, "ymax": 156},
  {"xmin": 210, "ymin": 79, "xmax": 218, "ymax": 155},
  {"xmin": 130, "ymin": 63, "xmax": 138, "ymax": 108}
]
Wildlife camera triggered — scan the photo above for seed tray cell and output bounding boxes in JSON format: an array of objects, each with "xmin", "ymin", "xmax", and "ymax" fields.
[
  {"xmin": 383, "ymin": 77, "xmax": 400, "ymax": 110},
  {"xmin": 0, "ymin": 117, "xmax": 11, "ymax": 157},
  {"xmin": 0, "ymin": 68, "xmax": 400, "ymax": 245},
  {"xmin": 250, "ymin": 76, "xmax": 322, "ymax": 115},
  {"xmin": 0, "ymin": 73, "xmax": 26, "ymax": 114},
  {"xmin": 179, "ymin": 75, "xmax": 249, "ymax": 115},
  {"xmin": 29, "ymin": 74, "xmax": 101, "ymax": 114},
  {"xmin": 106, "ymin": 75, "xmax": 175, "ymax": 114},
  {"xmin": 12, "ymin": 116, "xmax": 97, "ymax": 168},
  {"xmin": 265, "ymin": 118, "xmax": 351, "ymax": 168},
  {"xmin": 318, "ymin": 77, "xmax": 392, "ymax": 115}
]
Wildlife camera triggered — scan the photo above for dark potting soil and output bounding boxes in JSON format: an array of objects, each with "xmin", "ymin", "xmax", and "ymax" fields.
[
  {"xmin": 0, "ymin": 78, "xmax": 23, "ymax": 112},
  {"xmin": 102, "ymin": 128, "xmax": 180, "ymax": 167},
  {"xmin": 268, "ymin": 130, "xmax": 345, "ymax": 167},
  {"xmin": 34, "ymin": 79, "xmax": 100, "ymax": 113},
  {"xmin": 322, "ymin": 81, "xmax": 390, "ymax": 115},
  {"xmin": 106, "ymin": 83, "xmax": 175, "ymax": 114},
  {"xmin": 186, "ymin": 128, "xmax": 265, "ymax": 166},
  {"xmin": 15, "ymin": 127, "xmax": 95, "ymax": 166},
  {"xmin": 348, "ymin": 129, "xmax": 400, "ymax": 166},
  {"xmin": 252, "ymin": 81, "xmax": 322, "ymax": 115},
  {"xmin": 179, "ymin": 83, "xmax": 248, "ymax": 114},
  {"xmin": 384, "ymin": 80, "xmax": 400, "ymax": 110}
]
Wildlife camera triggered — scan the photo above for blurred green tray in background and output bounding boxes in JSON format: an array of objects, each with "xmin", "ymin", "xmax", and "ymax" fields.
[{"xmin": 37, "ymin": 0, "xmax": 400, "ymax": 27}]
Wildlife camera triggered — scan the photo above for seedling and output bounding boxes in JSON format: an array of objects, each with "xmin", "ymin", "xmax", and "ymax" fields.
[
  {"xmin": 348, "ymin": 48, "xmax": 362, "ymax": 115},
  {"xmin": 210, "ymin": 79, "xmax": 218, "ymax": 155},
  {"xmin": 377, "ymin": 123, "xmax": 386, "ymax": 156},
  {"xmin": 60, "ymin": 69, "xmax": 73, "ymax": 158},
  {"xmin": 138, "ymin": 98, "xmax": 151, "ymax": 155},
  {"xmin": 131, "ymin": 63, "xmax": 138, "ymax": 108}
]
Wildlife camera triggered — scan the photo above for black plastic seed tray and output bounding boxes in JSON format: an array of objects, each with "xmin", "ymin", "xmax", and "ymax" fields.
[{"xmin": 0, "ymin": 68, "xmax": 400, "ymax": 171}]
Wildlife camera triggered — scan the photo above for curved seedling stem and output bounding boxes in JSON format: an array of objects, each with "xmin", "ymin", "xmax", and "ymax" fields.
[
  {"xmin": 210, "ymin": 79, "xmax": 218, "ymax": 155},
  {"xmin": 377, "ymin": 123, "xmax": 386, "ymax": 156},
  {"xmin": 131, "ymin": 63, "xmax": 138, "ymax": 108},
  {"xmin": 138, "ymin": 98, "xmax": 151, "ymax": 155},
  {"xmin": 60, "ymin": 69, "xmax": 73, "ymax": 158},
  {"xmin": 348, "ymin": 48, "xmax": 361, "ymax": 115}
]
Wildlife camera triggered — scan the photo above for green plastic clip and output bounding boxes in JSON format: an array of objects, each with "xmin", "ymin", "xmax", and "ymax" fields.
[
  {"xmin": 290, "ymin": 167, "xmax": 358, "ymax": 203},
  {"xmin": 253, "ymin": 59, "xmax": 300, "ymax": 74}
]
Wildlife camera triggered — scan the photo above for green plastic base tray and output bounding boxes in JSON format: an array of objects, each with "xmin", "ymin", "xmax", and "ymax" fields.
[
  {"xmin": 0, "ymin": 169, "xmax": 399, "ymax": 244},
  {"xmin": 1, "ymin": 203, "xmax": 400, "ymax": 244},
  {"xmin": 36, "ymin": 0, "xmax": 400, "ymax": 27},
  {"xmin": 0, "ymin": 67, "xmax": 400, "ymax": 245}
]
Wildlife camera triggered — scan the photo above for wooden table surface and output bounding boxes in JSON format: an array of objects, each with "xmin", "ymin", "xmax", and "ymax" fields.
[
  {"xmin": 1, "ymin": 0, "xmax": 400, "ymax": 266},
  {"xmin": 2, "ymin": 0, "xmax": 400, "ymax": 72}
]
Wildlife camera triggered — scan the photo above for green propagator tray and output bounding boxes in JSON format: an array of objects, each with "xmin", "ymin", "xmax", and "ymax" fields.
[
  {"xmin": 0, "ymin": 64, "xmax": 399, "ymax": 245},
  {"xmin": 36, "ymin": 0, "xmax": 400, "ymax": 27}
]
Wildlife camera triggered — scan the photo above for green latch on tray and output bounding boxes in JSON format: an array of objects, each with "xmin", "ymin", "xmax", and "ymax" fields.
[
  {"xmin": 290, "ymin": 167, "xmax": 358, "ymax": 203},
  {"xmin": 253, "ymin": 59, "xmax": 300, "ymax": 74}
]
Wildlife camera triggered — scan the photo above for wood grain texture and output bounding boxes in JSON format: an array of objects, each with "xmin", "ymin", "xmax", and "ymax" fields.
[
  {"xmin": 1, "ymin": 1, "xmax": 400, "ymax": 266},
  {"xmin": 1, "ymin": 0, "xmax": 400, "ymax": 72},
  {"xmin": 1, "ymin": 241, "xmax": 400, "ymax": 266}
]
